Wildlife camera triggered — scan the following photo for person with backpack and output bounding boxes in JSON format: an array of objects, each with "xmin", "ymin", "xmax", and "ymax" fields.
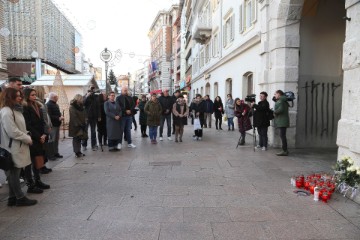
[{"xmin": 251, "ymin": 92, "xmax": 271, "ymax": 151}]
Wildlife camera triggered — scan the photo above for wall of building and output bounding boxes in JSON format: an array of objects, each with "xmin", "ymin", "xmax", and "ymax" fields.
[
  {"xmin": 296, "ymin": 0, "xmax": 346, "ymax": 148},
  {"xmin": 0, "ymin": 0, "xmax": 8, "ymax": 79}
]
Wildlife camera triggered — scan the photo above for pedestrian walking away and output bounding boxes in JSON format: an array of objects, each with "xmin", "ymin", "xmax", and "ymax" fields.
[
  {"xmin": 145, "ymin": 93, "xmax": 162, "ymax": 144},
  {"xmin": 274, "ymin": 90, "xmax": 290, "ymax": 156},
  {"xmin": 225, "ymin": 94, "xmax": 235, "ymax": 131},
  {"xmin": 213, "ymin": 96, "xmax": 224, "ymax": 130},
  {"xmin": 172, "ymin": 94, "xmax": 189, "ymax": 142},
  {"xmin": 104, "ymin": 91, "xmax": 122, "ymax": 151},
  {"xmin": 234, "ymin": 98, "xmax": 252, "ymax": 145},
  {"xmin": 251, "ymin": 92, "xmax": 270, "ymax": 151},
  {"xmin": 158, "ymin": 89, "xmax": 174, "ymax": 141},
  {"xmin": 203, "ymin": 95, "xmax": 214, "ymax": 128},
  {"xmin": 0, "ymin": 88, "xmax": 37, "ymax": 206}
]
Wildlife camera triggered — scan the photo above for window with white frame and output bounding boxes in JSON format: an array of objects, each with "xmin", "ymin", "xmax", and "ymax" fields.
[
  {"xmin": 205, "ymin": 44, "xmax": 210, "ymax": 63},
  {"xmin": 200, "ymin": 50, "xmax": 204, "ymax": 68},
  {"xmin": 212, "ymin": 33, "xmax": 219, "ymax": 57},
  {"xmin": 223, "ymin": 15, "xmax": 235, "ymax": 47},
  {"xmin": 240, "ymin": 0, "xmax": 257, "ymax": 33}
]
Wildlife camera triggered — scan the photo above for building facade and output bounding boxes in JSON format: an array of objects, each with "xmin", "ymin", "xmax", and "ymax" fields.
[
  {"xmin": 0, "ymin": 1, "xmax": 8, "ymax": 80},
  {"xmin": 148, "ymin": 5, "xmax": 179, "ymax": 93},
  {"xmin": 186, "ymin": 0, "xmax": 360, "ymax": 165},
  {"xmin": 4, "ymin": 0, "xmax": 81, "ymax": 79}
]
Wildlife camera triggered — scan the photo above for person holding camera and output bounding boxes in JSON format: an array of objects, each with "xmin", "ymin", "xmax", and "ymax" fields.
[
  {"xmin": 82, "ymin": 85, "xmax": 101, "ymax": 151},
  {"xmin": 273, "ymin": 90, "xmax": 289, "ymax": 156},
  {"xmin": 234, "ymin": 98, "xmax": 252, "ymax": 145},
  {"xmin": 251, "ymin": 92, "xmax": 270, "ymax": 151}
]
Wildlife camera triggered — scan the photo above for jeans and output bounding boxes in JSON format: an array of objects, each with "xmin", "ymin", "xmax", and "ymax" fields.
[
  {"xmin": 257, "ymin": 127, "xmax": 268, "ymax": 148},
  {"xmin": 227, "ymin": 117, "xmax": 234, "ymax": 129},
  {"xmin": 49, "ymin": 126, "xmax": 60, "ymax": 155},
  {"xmin": 120, "ymin": 116, "xmax": 133, "ymax": 144},
  {"xmin": 73, "ymin": 136, "xmax": 82, "ymax": 153},
  {"xmin": 160, "ymin": 115, "xmax": 171, "ymax": 137},
  {"xmin": 108, "ymin": 139, "xmax": 120, "ymax": 149},
  {"xmin": 204, "ymin": 113, "xmax": 212, "ymax": 127},
  {"xmin": 5, "ymin": 167, "xmax": 25, "ymax": 199},
  {"xmin": 279, "ymin": 127, "xmax": 288, "ymax": 152},
  {"xmin": 82, "ymin": 118, "xmax": 97, "ymax": 148},
  {"xmin": 149, "ymin": 126, "xmax": 158, "ymax": 140}
]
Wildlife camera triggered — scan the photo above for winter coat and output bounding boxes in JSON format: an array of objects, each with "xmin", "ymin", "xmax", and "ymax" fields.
[
  {"xmin": 104, "ymin": 100, "xmax": 122, "ymax": 140},
  {"xmin": 204, "ymin": 99, "xmax": 214, "ymax": 114},
  {"xmin": 253, "ymin": 100, "xmax": 270, "ymax": 128},
  {"xmin": 69, "ymin": 101, "xmax": 86, "ymax": 137},
  {"xmin": 274, "ymin": 95, "xmax": 290, "ymax": 128},
  {"xmin": 158, "ymin": 95, "xmax": 175, "ymax": 116},
  {"xmin": 0, "ymin": 106, "xmax": 32, "ymax": 168},
  {"xmin": 234, "ymin": 102, "xmax": 252, "ymax": 133},
  {"xmin": 144, "ymin": 99, "xmax": 162, "ymax": 126},
  {"xmin": 172, "ymin": 99, "xmax": 189, "ymax": 126},
  {"xmin": 97, "ymin": 95, "xmax": 107, "ymax": 135},
  {"xmin": 116, "ymin": 94, "xmax": 135, "ymax": 117},
  {"xmin": 213, "ymin": 101, "xmax": 224, "ymax": 119},
  {"xmin": 190, "ymin": 99, "xmax": 205, "ymax": 125},
  {"xmin": 46, "ymin": 100, "xmax": 62, "ymax": 127},
  {"xmin": 138, "ymin": 100, "xmax": 147, "ymax": 125},
  {"xmin": 84, "ymin": 93, "xmax": 101, "ymax": 119},
  {"xmin": 37, "ymin": 99, "xmax": 52, "ymax": 134},
  {"xmin": 23, "ymin": 103, "xmax": 46, "ymax": 157},
  {"xmin": 225, "ymin": 99, "xmax": 235, "ymax": 118}
]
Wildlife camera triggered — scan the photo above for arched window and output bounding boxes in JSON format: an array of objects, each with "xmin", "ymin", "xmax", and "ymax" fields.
[
  {"xmin": 242, "ymin": 72, "xmax": 253, "ymax": 98},
  {"xmin": 214, "ymin": 82, "xmax": 218, "ymax": 98},
  {"xmin": 205, "ymin": 82, "xmax": 210, "ymax": 96},
  {"xmin": 225, "ymin": 78, "xmax": 232, "ymax": 96}
]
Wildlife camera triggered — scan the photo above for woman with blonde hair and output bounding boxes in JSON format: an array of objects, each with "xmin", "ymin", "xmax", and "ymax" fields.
[
  {"xmin": 69, "ymin": 94, "xmax": 86, "ymax": 157},
  {"xmin": 0, "ymin": 88, "xmax": 37, "ymax": 206}
]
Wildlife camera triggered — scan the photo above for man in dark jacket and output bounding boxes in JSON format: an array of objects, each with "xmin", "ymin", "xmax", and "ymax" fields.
[
  {"xmin": 46, "ymin": 92, "xmax": 64, "ymax": 159},
  {"xmin": 116, "ymin": 86, "xmax": 136, "ymax": 149},
  {"xmin": 83, "ymin": 85, "xmax": 101, "ymax": 151},
  {"xmin": 251, "ymin": 91, "xmax": 270, "ymax": 151},
  {"xmin": 158, "ymin": 89, "xmax": 175, "ymax": 141},
  {"xmin": 203, "ymin": 95, "xmax": 214, "ymax": 128},
  {"xmin": 172, "ymin": 90, "xmax": 181, "ymax": 134}
]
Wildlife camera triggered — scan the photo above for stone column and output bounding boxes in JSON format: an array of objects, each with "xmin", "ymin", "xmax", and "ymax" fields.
[{"xmin": 337, "ymin": 0, "xmax": 360, "ymax": 165}]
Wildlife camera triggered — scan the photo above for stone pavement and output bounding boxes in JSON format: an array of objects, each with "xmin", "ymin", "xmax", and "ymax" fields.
[{"xmin": 0, "ymin": 125, "xmax": 360, "ymax": 240}]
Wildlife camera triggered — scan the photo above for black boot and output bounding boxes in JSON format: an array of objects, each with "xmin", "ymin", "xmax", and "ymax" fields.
[
  {"xmin": 16, "ymin": 196, "xmax": 37, "ymax": 206},
  {"xmin": 35, "ymin": 179, "xmax": 50, "ymax": 190},
  {"xmin": 27, "ymin": 181, "xmax": 43, "ymax": 194},
  {"xmin": 7, "ymin": 197, "xmax": 16, "ymax": 206}
]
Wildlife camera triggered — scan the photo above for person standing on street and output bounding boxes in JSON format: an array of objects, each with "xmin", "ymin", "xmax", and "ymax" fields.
[
  {"xmin": 0, "ymin": 88, "xmax": 37, "ymax": 206},
  {"xmin": 172, "ymin": 90, "xmax": 181, "ymax": 134},
  {"xmin": 190, "ymin": 94, "xmax": 206, "ymax": 140},
  {"xmin": 158, "ymin": 89, "xmax": 174, "ymax": 141},
  {"xmin": 234, "ymin": 98, "xmax": 252, "ymax": 145},
  {"xmin": 144, "ymin": 93, "xmax": 162, "ymax": 144},
  {"xmin": 251, "ymin": 92, "xmax": 270, "ymax": 151},
  {"xmin": 203, "ymin": 95, "xmax": 214, "ymax": 128},
  {"xmin": 46, "ymin": 92, "xmax": 64, "ymax": 159},
  {"xmin": 213, "ymin": 96, "xmax": 224, "ymax": 130},
  {"xmin": 225, "ymin": 94, "xmax": 235, "ymax": 131},
  {"xmin": 172, "ymin": 95, "xmax": 188, "ymax": 142},
  {"xmin": 69, "ymin": 94, "xmax": 87, "ymax": 158},
  {"xmin": 82, "ymin": 85, "xmax": 101, "ymax": 151},
  {"xmin": 138, "ymin": 95, "xmax": 148, "ymax": 137},
  {"xmin": 274, "ymin": 90, "xmax": 290, "ymax": 156},
  {"xmin": 104, "ymin": 92, "xmax": 122, "ymax": 152},
  {"xmin": 97, "ymin": 92, "xmax": 108, "ymax": 147},
  {"xmin": 116, "ymin": 86, "xmax": 136, "ymax": 149}
]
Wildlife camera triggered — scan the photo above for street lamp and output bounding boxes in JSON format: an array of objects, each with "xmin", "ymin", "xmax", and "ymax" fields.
[{"xmin": 100, "ymin": 48, "xmax": 113, "ymax": 94}]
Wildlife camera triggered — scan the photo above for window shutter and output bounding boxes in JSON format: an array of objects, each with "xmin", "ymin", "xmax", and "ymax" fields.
[
  {"xmin": 230, "ymin": 15, "xmax": 235, "ymax": 41},
  {"xmin": 239, "ymin": 4, "xmax": 244, "ymax": 33},
  {"xmin": 223, "ymin": 25, "xmax": 227, "ymax": 47},
  {"xmin": 251, "ymin": 0, "xmax": 257, "ymax": 24}
]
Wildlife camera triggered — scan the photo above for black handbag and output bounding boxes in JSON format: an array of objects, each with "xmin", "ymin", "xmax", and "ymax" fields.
[{"xmin": 0, "ymin": 139, "xmax": 14, "ymax": 171}]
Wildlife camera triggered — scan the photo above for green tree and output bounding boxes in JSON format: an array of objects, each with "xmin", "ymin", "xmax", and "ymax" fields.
[{"xmin": 108, "ymin": 69, "xmax": 117, "ymax": 85}]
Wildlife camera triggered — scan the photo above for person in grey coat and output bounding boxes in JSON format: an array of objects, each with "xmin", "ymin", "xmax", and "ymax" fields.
[
  {"xmin": 225, "ymin": 94, "xmax": 235, "ymax": 131},
  {"xmin": 104, "ymin": 91, "xmax": 122, "ymax": 151}
]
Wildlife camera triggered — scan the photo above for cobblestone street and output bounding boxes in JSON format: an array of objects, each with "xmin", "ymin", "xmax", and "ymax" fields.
[{"xmin": 0, "ymin": 126, "xmax": 359, "ymax": 240}]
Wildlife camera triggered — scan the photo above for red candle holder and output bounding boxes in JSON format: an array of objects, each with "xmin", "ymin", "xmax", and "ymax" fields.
[
  {"xmin": 322, "ymin": 192, "xmax": 329, "ymax": 203},
  {"xmin": 309, "ymin": 183, "xmax": 315, "ymax": 194},
  {"xmin": 295, "ymin": 178, "xmax": 303, "ymax": 188},
  {"xmin": 304, "ymin": 180, "xmax": 310, "ymax": 190}
]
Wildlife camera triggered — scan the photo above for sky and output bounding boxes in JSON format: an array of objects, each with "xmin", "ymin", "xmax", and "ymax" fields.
[{"xmin": 53, "ymin": 0, "xmax": 176, "ymax": 77}]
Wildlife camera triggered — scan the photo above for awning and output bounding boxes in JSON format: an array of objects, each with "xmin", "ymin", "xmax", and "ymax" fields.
[{"xmin": 150, "ymin": 89, "xmax": 162, "ymax": 95}]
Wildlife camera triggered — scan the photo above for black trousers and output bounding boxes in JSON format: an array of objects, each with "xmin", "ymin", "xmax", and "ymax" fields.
[
  {"xmin": 257, "ymin": 127, "xmax": 268, "ymax": 148},
  {"xmin": 279, "ymin": 127, "xmax": 288, "ymax": 152},
  {"xmin": 215, "ymin": 116, "xmax": 222, "ymax": 129},
  {"xmin": 141, "ymin": 125, "xmax": 147, "ymax": 134}
]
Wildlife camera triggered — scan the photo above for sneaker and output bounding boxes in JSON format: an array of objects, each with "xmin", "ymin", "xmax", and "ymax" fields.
[
  {"xmin": 82, "ymin": 146, "xmax": 87, "ymax": 151},
  {"xmin": 262, "ymin": 147, "xmax": 267, "ymax": 151},
  {"xmin": 198, "ymin": 137, "xmax": 202, "ymax": 141},
  {"xmin": 35, "ymin": 180, "xmax": 50, "ymax": 190},
  {"xmin": 75, "ymin": 152, "xmax": 85, "ymax": 158},
  {"xmin": 117, "ymin": 143, "xmax": 122, "ymax": 150},
  {"xmin": 168, "ymin": 137, "xmax": 172, "ymax": 141},
  {"xmin": 54, "ymin": 153, "xmax": 63, "ymax": 158},
  {"xmin": 256, "ymin": 145, "xmax": 261, "ymax": 149},
  {"xmin": 16, "ymin": 196, "xmax": 37, "ymax": 206},
  {"xmin": 20, "ymin": 178, "xmax": 24, "ymax": 183},
  {"xmin": 159, "ymin": 137, "xmax": 163, "ymax": 141},
  {"xmin": 109, "ymin": 148, "xmax": 118, "ymax": 152},
  {"xmin": 128, "ymin": 143, "xmax": 136, "ymax": 148},
  {"xmin": 276, "ymin": 151, "xmax": 288, "ymax": 156},
  {"xmin": 193, "ymin": 136, "xmax": 197, "ymax": 141},
  {"xmin": 27, "ymin": 185, "xmax": 43, "ymax": 194}
]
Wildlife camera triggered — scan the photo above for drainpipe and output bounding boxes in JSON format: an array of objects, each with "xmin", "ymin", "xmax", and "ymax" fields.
[{"xmin": 220, "ymin": 0, "xmax": 223, "ymax": 59}]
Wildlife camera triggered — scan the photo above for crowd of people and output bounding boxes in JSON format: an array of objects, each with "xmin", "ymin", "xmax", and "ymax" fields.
[{"xmin": 0, "ymin": 77, "xmax": 290, "ymax": 207}]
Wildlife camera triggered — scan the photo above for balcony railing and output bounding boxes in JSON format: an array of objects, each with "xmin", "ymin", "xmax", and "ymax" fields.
[{"xmin": 192, "ymin": 18, "xmax": 212, "ymax": 44}]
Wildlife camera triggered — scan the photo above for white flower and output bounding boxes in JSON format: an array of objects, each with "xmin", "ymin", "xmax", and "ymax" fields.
[
  {"xmin": 357, "ymin": 170, "xmax": 360, "ymax": 176},
  {"xmin": 347, "ymin": 166, "xmax": 357, "ymax": 172},
  {"xmin": 348, "ymin": 158, "xmax": 354, "ymax": 165},
  {"xmin": 340, "ymin": 156, "xmax": 351, "ymax": 162}
]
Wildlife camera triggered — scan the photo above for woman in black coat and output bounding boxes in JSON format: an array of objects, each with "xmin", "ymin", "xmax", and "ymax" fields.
[
  {"xmin": 138, "ymin": 95, "xmax": 148, "ymax": 137},
  {"xmin": 252, "ymin": 92, "xmax": 270, "ymax": 150},
  {"xmin": 213, "ymin": 96, "xmax": 224, "ymax": 130},
  {"xmin": 22, "ymin": 88, "xmax": 50, "ymax": 194},
  {"xmin": 190, "ymin": 94, "xmax": 205, "ymax": 140}
]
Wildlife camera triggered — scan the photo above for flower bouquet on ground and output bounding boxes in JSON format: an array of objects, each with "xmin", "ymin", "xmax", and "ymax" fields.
[{"xmin": 333, "ymin": 156, "xmax": 360, "ymax": 199}]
